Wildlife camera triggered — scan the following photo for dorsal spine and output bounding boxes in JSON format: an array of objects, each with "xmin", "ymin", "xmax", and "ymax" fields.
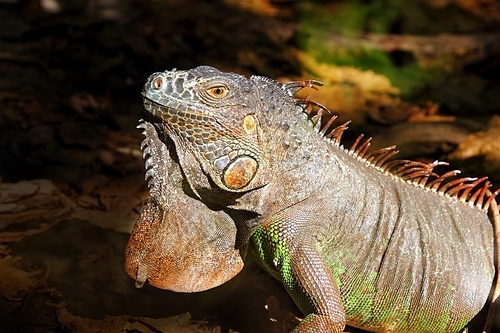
[{"xmin": 286, "ymin": 80, "xmax": 499, "ymax": 211}]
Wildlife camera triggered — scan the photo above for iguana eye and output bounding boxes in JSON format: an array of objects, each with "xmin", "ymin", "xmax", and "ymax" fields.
[
  {"xmin": 206, "ymin": 85, "xmax": 229, "ymax": 98},
  {"xmin": 152, "ymin": 77, "xmax": 163, "ymax": 90}
]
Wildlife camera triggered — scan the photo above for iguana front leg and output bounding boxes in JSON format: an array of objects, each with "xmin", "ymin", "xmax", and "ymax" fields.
[
  {"xmin": 252, "ymin": 209, "xmax": 346, "ymax": 333},
  {"xmin": 288, "ymin": 245, "xmax": 346, "ymax": 333}
]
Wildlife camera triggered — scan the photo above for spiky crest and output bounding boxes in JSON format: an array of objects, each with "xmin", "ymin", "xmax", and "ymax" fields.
[
  {"xmin": 282, "ymin": 79, "xmax": 324, "ymax": 97},
  {"xmin": 287, "ymin": 81, "xmax": 499, "ymax": 212}
]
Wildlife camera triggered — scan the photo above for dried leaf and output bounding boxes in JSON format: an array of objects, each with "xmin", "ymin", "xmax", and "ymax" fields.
[
  {"xmin": 370, "ymin": 121, "xmax": 479, "ymax": 158},
  {"xmin": 73, "ymin": 208, "xmax": 136, "ymax": 233},
  {"xmin": 448, "ymin": 115, "xmax": 500, "ymax": 179},
  {"xmin": 297, "ymin": 51, "xmax": 400, "ymax": 95},
  {"xmin": 427, "ymin": 0, "xmax": 500, "ymax": 21},
  {"xmin": 0, "ymin": 255, "xmax": 46, "ymax": 301},
  {"xmin": 223, "ymin": 0, "xmax": 283, "ymax": 17},
  {"xmin": 292, "ymin": 51, "xmax": 401, "ymax": 124},
  {"xmin": 0, "ymin": 180, "xmax": 74, "ymax": 242},
  {"xmin": 57, "ymin": 308, "xmax": 215, "ymax": 333}
]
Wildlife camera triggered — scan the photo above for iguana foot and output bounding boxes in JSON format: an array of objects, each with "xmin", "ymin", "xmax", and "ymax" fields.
[{"xmin": 291, "ymin": 313, "xmax": 345, "ymax": 333}]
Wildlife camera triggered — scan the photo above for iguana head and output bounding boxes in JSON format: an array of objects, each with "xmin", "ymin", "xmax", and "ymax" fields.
[{"xmin": 141, "ymin": 66, "xmax": 300, "ymax": 197}]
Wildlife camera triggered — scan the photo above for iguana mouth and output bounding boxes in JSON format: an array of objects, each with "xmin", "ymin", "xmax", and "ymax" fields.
[{"xmin": 142, "ymin": 94, "xmax": 212, "ymax": 123}]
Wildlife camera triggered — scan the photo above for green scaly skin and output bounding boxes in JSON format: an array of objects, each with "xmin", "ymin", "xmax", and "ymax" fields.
[{"xmin": 125, "ymin": 66, "xmax": 497, "ymax": 333}]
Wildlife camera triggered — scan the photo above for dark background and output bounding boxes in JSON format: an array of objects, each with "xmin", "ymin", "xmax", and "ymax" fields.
[{"xmin": 1, "ymin": 0, "xmax": 499, "ymax": 332}]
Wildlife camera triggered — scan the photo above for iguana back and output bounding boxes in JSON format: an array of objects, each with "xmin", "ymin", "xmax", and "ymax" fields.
[{"xmin": 125, "ymin": 66, "xmax": 499, "ymax": 333}]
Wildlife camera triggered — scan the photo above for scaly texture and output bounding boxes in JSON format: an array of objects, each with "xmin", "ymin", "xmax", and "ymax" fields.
[
  {"xmin": 124, "ymin": 120, "xmax": 244, "ymax": 292},
  {"xmin": 125, "ymin": 66, "xmax": 499, "ymax": 333}
]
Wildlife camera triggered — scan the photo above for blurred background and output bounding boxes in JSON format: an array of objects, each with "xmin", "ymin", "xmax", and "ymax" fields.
[{"xmin": 0, "ymin": 0, "xmax": 499, "ymax": 332}]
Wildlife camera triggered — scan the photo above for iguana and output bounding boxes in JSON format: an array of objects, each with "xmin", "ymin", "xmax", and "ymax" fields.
[{"xmin": 124, "ymin": 66, "xmax": 500, "ymax": 333}]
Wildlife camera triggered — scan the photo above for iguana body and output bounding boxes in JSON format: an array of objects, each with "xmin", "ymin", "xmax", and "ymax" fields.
[{"xmin": 125, "ymin": 66, "xmax": 499, "ymax": 333}]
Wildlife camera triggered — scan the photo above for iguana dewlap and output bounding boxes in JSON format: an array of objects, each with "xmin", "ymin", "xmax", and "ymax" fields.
[{"xmin": 125, "ymin": 66, "xmax": 500, "ymax": 333}]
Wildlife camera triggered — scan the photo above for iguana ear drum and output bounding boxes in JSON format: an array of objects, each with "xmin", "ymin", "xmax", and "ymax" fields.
[
  {"xmin": 222, "ymin": 156, "xmax": 258, "ymax": 189},
  {"xmin": 243, "ymin": 114, "xmax": 256, "ymax": 134}
]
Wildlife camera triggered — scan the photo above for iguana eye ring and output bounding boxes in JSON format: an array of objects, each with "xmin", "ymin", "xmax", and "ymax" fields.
[
  {"xmin": 206, "ymin": 85, "xmax": 229, "ymax": 98},
  {"xmin": 152, "ymin": 77, "xmax": 163, "ymax": 90}
]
